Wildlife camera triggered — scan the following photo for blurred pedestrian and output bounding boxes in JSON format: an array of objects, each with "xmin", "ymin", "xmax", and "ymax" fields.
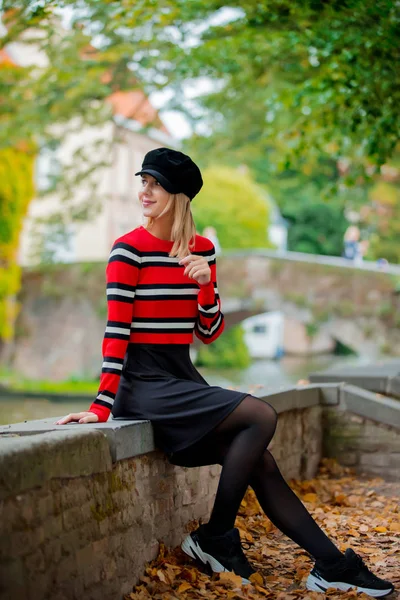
[
  {"xmin": 203, "ymin": 226, "xmax": 221, "ymax": 255},
  {"xmin": 343, "ymin": 225, "xmax": 361, "ymax": 261}
]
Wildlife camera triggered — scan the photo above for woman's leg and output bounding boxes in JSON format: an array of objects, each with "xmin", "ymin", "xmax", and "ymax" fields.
[
  {"xmin": 175, "ymin": 396, "xmax": 341, "ymax": 561},
  {"xmin": 198, "ymin": 395, "xmax": 278, "ymax": 536},
  {"xmin": 250, "ymin": 449, "xmax": 342, "ymax": 561}
]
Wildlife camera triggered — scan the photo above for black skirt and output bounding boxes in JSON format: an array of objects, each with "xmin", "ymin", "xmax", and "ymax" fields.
[{"xmin": 112, "ymin": 343, "xmax": 247, "ymax": 456}]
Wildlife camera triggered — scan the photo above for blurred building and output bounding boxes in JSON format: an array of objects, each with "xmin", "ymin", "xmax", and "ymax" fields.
[
  {"xmin": 264, "ymin": 191, "xmax": 289, "ymax": 252},
  {"xmin": 1, "ymin": 21, "xmax": 177, "ymax": 265}
]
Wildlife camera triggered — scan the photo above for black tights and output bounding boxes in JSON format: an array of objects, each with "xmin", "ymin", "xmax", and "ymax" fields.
[{"xmin": 172, "ymin": 395, "xmax": 342, "ymax": 562}]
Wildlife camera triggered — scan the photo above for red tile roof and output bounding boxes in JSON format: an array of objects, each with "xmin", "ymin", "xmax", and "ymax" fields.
[
  {"xmin": 0, "ymin": 48, "xmax": 17, "ymax": 66},
  {"xmin": 106, "ymin": 90, "xmax": 169, "ymax": 133}
]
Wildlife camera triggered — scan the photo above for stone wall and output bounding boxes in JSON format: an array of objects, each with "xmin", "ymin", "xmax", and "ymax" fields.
[
  {"xmin": 0, "ymin": 389, "xmax": 323, "ymax": 600},
  {"xmin": 323, "ymin": 408, "xmax": 400, "ymax": 480},
  {"xmin": 1, "ymin": 383, "xmax": 399, "ymax": 600},
  {"xmin": 0, "ymin": 441, "xmax": 220, "ymax": 600}
]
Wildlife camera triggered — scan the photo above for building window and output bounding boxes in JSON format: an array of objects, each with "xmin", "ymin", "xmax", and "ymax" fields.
[
  {"xmin": 35, "ymin": 141, "xmax": 61, "ymax": 192},
  {"xmin": 40, "ymin": 223, "xmax": 76, "ymax": 263},
  {"xmin": 252, "ymin": 324, "xmax": 268, "ymax": 335}
]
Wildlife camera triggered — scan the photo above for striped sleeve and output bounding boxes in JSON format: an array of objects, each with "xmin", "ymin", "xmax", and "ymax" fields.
[
  {"xmin": 194, "ymin": 245, "xmax": 225, "ymax": 345},
  {"xmin": 88, "ymin": 241, "xmax": 140, "ymax": 421}
]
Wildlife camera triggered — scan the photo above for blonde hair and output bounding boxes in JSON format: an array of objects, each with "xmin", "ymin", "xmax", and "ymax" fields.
[{"xmin": 146, "ymin": 192, "xmax": 196, "ymax": 259}]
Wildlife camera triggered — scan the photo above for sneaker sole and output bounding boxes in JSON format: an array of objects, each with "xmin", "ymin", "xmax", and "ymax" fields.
[
  {"xmin": 181, "ymin": 534, "xmax": 251, "ymax": 585},
  {"xmin": 306, "ymin": 573, "xmax": 394, "ymax": 597}
]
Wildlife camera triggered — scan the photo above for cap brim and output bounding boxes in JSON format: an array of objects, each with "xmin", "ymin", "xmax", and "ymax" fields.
[{"xmin": 135, "ymin": 169, "xmax": 177, "ymax": 194}]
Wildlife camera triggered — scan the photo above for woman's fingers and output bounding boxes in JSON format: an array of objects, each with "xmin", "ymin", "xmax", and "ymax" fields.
[
  {"xmin": 180, "ymin": 254, "xmax": 211, "ymax": 284},
  {"xmin": 55, "ymin": 412, "xmax": 98, "ymax": 425},
  {"xmin": 189, "ymin": 266, "xmax": 207, "ymax": 279},
  {"xmin": 79, "ymin": 414, "xmax": 99, "ymax": 424},
  {"xmin": 183, "ymin": 258, "xmax": 204, "ymax": 275},
  {"xmin": 179, "ymin": 254, "xmax": 197, "ymax": 266},
  {"xmin": 55, "ymin": 413, "xmax": 79, "ymax": 424},
  {"xmin": 182, "ymin": 257, "xmax": 209, "ymax": 278}
]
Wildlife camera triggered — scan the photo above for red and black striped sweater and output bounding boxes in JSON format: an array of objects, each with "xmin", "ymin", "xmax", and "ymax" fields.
[{"xmin": 89, "ymin": 226, "xmax": 225, "ymax": 422}]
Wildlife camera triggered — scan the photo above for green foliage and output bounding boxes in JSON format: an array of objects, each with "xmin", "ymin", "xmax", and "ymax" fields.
[
  {"xmin": 0, "ymin": 148, "xmax": 35, "ymax": 340},
  {"xmin": 361, "ymin": 180, "xmax": 400, "ymax": 263},
  {"xmin": 0, "ymin": 368, "xmax": 98, "ymax": 394},
  {"xmin": 192, "ymin": 167, "xmax": 270, "ymax": 249},
  {"xmin": 183, "ymin": 0, "xmax": 399, "ymax": 176},
  {"xmin": 284, "ymin": 200, "xmax": 348, "ymax": 256},
  {"xmin": 305, "ymin": 322, "xmax": 319, "ymax": 340},
  {"xmin": 195, "ymin": 325, "xmax": 251, "ymax": 369},
  {"xmin": 2, "ymin": 1, "xmax": 399, "ymax": 267}
]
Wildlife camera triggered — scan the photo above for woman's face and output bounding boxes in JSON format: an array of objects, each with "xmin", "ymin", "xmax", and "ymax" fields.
[{"xmin": 138, "ymin": 174, "xmax": 171, "ymax": 219}]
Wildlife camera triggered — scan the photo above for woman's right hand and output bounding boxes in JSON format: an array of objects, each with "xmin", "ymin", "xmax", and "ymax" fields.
[{"xmin": 55, "ymin": 412, "xmax": 99, "ymax": 425}]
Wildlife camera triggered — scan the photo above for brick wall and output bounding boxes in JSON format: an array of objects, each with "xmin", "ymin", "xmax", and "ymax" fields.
[{"xmin": 0, "ymin": 405, "xmax": 321, "ymax": 600}]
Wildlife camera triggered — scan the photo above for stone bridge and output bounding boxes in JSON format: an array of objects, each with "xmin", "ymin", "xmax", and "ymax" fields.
[
  {"xmin": 217, "ymin": 249, "xmax": 400, "ymax": 325},
  {"xmin": 212, "ymin": 250, "xmax": 400, "ymax": 356},
  {"xmin": 9, "ymin": 250, "xmax": 400, "ymax": 381}
]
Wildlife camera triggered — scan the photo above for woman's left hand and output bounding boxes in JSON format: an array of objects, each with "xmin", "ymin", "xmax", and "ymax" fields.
[{"xmin": 179, "ymin": 254, "xmax": 211, "ymax": 286}]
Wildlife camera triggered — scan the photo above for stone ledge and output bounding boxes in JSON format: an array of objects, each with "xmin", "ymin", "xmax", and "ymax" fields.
[
  {"xmin": 342, "ymin": 384, "xmax": 400, "ymax": 429},
  {"xmin": 0, "ymin": 429, "xmax": 112, "ymax": 500},
  {"xmin": 309, "ymin": 360, "xmax": 400, "ymax": 399},
  {"xmin": 264, "ymin": 385, "xmax": 321, "ymax": 413},
  {"xmin": 1, "ymin": 382, "xmax": 398, "ymax": 479},
  {"xmin": 0, "ymin": 417, "xmax": 155, "ymax": 462}
]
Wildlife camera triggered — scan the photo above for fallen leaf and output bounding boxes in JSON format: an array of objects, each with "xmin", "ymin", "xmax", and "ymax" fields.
[
  {"xmin": 218, "ymin": 572, "xmax": 243, "ymax": 588},
  {"xmin": 302, "ymin": 493, "xmax": 318, "ymax": 503},
  {"xmin": 177, "ymin": 582, "xmax": 192, "ymax": 593},
  {"xmin": 249, "ymin": 572, "xmax": 264, "ymax": 585}
]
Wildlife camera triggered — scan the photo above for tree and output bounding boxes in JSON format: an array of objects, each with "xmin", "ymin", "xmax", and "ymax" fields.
[
  {"xmin": 0, "ymin": 147, "xmax": 35, "ymax": 347},
  {"xmin": 192, "ymin": 166, "xmax": 270, "ymax": 249},
  {"xmin": 360, "ymin": 180, "xmax": 400, "ymax": 263},
  {"xmin": 2, "ymin": 1, "xmax": 399, "ymax": 172},
  {"xmin": 284, "ymin": 201, "xmax": 348, "ymax": 256},
  {"xmin": 195, "ymin": 324, "xmax": 250, "ymax": 369}
]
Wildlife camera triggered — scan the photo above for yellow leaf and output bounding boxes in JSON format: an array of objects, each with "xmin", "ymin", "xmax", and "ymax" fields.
[
  {"xmin": 334, "ymin": 493, "xmax": 349, "ymax": 506},
  {"xmin": 389, "ymin": 522, "xmax": 400, "ymax": 532},
  {"xmin": 374, "ymin": 526, "xmax": 387, "ymax": 533},
  {"xmin": 157, "ymin": 569, "xmax": 167, "ymax": 583},
  {"xmin": 302, "ymin": 493, "xmax": 318, "ymax": 503},
  {"xmin": 181, "ymin": 568, "xmax": 197, "ymax": 583},
  {"xmin": 255, "ymin": 584, "xmax": 272, "ymax": 596},
  {"xmin": 218, "ymin": 571, "xmax": 243, "ymax": 587},
  {"xmin": 264, "ymin": 521, "xmax": 274, "ymax": 533},
  {"xmin": 249, "ymin": 572, "xmax": 264, "ymax": 585},
  {"xmin": 177, "ymin": 582, "xmax": 192, "ymax": 593}
]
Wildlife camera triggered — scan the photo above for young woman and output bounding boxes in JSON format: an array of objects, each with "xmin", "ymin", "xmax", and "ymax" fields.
[{"xmin": 57, "ymin": 148, "xmax": 394, "ymax": 597}]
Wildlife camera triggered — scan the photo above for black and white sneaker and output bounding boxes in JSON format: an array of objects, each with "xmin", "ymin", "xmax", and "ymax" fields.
[
  {"xmin": 306, "ymin": 548, "xmax": 394, "ymax": 597},
  {"xmin": 181, "ymin": 525, "xmax": 255, "ymax": 584}
]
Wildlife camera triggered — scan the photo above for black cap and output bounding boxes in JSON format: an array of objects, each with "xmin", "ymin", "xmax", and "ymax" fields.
[{"xmin": 135, "ymin": 147, "xmax": 203, "ymax": 201}]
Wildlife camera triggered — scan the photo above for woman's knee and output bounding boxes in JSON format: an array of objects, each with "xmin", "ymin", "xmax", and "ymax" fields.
[{"xmin": 245, "ymin": 395, "xmax": 278, "ymax": 438}]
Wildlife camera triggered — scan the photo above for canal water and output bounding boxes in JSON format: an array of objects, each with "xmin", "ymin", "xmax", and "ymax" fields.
[{"xmin": 0, "ymin": 354, "xmax": 373, "ymax": 426}]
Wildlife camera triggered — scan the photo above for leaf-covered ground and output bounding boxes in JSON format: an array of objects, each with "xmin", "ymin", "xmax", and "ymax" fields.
[{"xmin": 125, "ymin": 460, "xmax": 399, "ymax": 600}]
